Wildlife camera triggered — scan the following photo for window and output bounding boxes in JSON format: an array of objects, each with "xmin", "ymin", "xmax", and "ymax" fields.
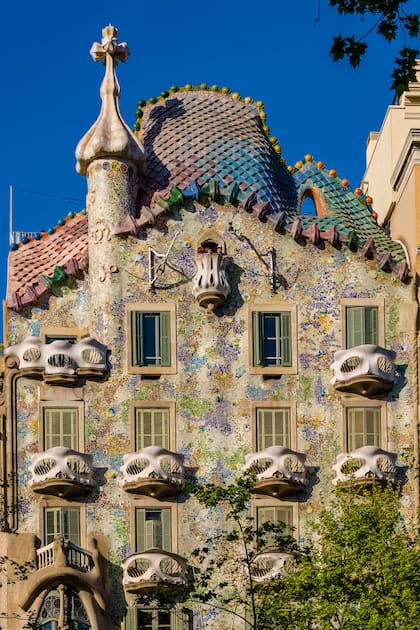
[
  {"xmin": 125, "ymin": 608, "xmax": 190, "ymax": 630},
  {"xmin": 44, "ymin": 507, "xmax": 80, "ymax": 545},
  {"xmin": 135, "ymin": 407, "xmax": 170, "ymax": 450},
  {"xmin": 346, "ymin": 306, "xmax": 378, "ymax": 348},
  {"xmin": 39, "ymin": 588, "xmax": 90, "ymax": 629},
  {"xmin": 128, "ymin": 304, "xmax": 176, "ymax": 374},
  {"xmin": 43, "ymin": 407, "xmax": 79, "ymax": 450},
  {"xmin": 135, "ymin": 508, "xmax": 172, "ymax": 552},
  {"xmin": 256, "ymin": 407, "xmax": 291, "ymax": 450},
  {"xmin": 249, "ymin": 305, "xmax": 297, "ymax": 375},
  {"xmin": 346, "ymin": 406, "xmax": 381, "ymax": 451},
  {"xmin": 341, "ymin": 299, "xmax": 384, "ymax": 348},
  {"xmin": 256, "ymin": 505, "xmax": 294, "ymax": 547},
  {"xmin": 41, "ymin": 327, "xmax": 87, "ymax": 344},
  {"xmin": 257, "ymin": 506, "xmax": 293, "ymax": 532}
]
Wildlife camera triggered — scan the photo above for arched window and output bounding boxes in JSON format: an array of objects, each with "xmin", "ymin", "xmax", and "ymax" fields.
[
  {"xmin": 300, "ymin": 196, "xmax": 317, "ymax": 216},
  {"xmin": 38, "ymin": 587, "xmax": 90, "ymax": 629}
]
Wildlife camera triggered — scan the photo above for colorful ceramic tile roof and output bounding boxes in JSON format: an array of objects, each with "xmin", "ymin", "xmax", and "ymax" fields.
[
  {"xmin": 7, "ymin": 214, "xmax": 88, "ymax": 310},
  {"xmin": 6, "ymin": 88, "xmax": 411, "ymax": 310},
  {"xmin": 138, "ymin": 90, "xmax": 297, "ymax": 218}
]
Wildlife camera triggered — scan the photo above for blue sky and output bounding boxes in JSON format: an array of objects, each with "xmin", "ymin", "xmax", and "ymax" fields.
[{"xmin": 2, "ymin": 0, "xmax": 418, "ymax": 336}]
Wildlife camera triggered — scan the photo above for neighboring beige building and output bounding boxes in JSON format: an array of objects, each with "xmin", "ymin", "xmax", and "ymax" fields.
[{"xmin": 0, "ymin": 27, "xmax": 418, "ymax": 629}]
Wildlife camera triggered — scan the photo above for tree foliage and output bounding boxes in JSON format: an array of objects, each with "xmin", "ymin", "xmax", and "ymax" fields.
[
  {"xmin": 257, "ymin": 484, "xmax": 420, "ymax": 629},
  {"xmin": 138, "ymin": 478, "xmax": 419, "ymax": 629},
  {"xmin": 328, "ymin": 0, "xmax": 419, "ymax": 96}
]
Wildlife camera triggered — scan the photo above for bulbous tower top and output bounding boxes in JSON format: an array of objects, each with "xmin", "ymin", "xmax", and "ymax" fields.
[{"xmin": 75, "ymin": 25, "xmax": 144, "ymax": 176}]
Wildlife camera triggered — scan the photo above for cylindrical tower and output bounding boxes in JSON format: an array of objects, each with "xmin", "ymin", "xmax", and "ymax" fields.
[{"xmin": 75, "ymin": 25, "xmax": 144, "ymax": 348}]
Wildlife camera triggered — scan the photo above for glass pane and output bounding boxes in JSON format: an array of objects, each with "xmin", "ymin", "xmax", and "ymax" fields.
[{"xmin": 143, "ymin": 314, "xmax": 159, "ymax": 365}]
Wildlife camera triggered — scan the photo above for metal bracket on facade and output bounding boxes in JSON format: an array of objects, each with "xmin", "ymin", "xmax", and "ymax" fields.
[
  {"xmin": 231, "ymin": 229, "xmax": 278, "ymax": 294},
  {"xmin": 148, "ymin": 231, "xmax": 188, "ymax": 291}
]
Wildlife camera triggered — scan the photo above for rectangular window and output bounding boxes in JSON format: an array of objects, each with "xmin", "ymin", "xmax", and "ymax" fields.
[
  {"xmin": 249, "ymin": 305, "xmax": 297, "ymax": 375},
  {"xmin": 43, "ymin": 407, "xmax": 79, "ymax": 450},
  {"xmin": 41, "ymin": 327, "xmax": 87, "ymax": 344},
  {"xmin": 257, "ymin": 506, "xmax": 293, "ymax": 532},
  {"xmin": 128, "ymin": 304, "xmax": 176, "ymax": 375},
  {"xmin": 345, "ymin": 306, "xmax": 378, "ymax": 348},
  {"xmin": 44, "ymin": 507, "xmax": 80, "ymax": 545},
  {"xmin": 125, "ymin": 608, "xmax": 190, "ymax": 630},
  {"xmin": 256, "ymin": 407, "xmax": 291, "ymax": 450},
  {"xmin": 135, "ymin": 408, "xmax": 170, "ymax": 450},
  {"xmin": 253, "ymin": 311, "xmax": 291, "ymax": 367},
  {"xmin": 135, "ymin": 508, "xmax": 172, "ymax": 552},
  {"xmin": 256, "ymin": 505, "xmax": 294, "ymax": 547},
  {"xmin": 346, "ymin": 407, "xmax": 381, "ymax": 451}
]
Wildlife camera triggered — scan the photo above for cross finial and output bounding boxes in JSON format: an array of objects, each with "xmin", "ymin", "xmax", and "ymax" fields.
[{"xmin": 90, "ymin": 24, "xmax": 130, "ymax": 65}]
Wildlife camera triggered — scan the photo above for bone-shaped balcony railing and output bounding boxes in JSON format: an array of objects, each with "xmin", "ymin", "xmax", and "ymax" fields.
[
  {"xmin": 330, "ymin": 344, "xmax": 398, "ymax": 396},
  {"xmin": 5, "ymin": 336, "xmax": 107, "ymax": 378},
  {"xmin": 120, "ymin": 446, "xmax": 185, "ymax": 496},
  {"xmin": 332, "ymin": 446, "xmax": 397, "ymax": 485},
  {"xmin": 251, "ymin": 552, "xmax": 294, "ymax": 583},
  {"xmin": 122, "ymin": 549, "xmax": 188, "ymax": 593},
  {"xmin": 29, "ymin": 447, "xmax": 94, "ymax": 496},
  {"xmin": 244, "ymin": 446, "xmax": 308, "ymax": 488},
  {"xmin": 192, "ymin": 252, "xmax": 231, "ymax": 309},
  {"xmin": 36, "ymin": 537, "xmax": 93, "ymax": 572}
]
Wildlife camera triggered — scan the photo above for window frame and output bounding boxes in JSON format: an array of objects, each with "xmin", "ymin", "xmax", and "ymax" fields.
[
  {"xmin": 127, "ymin": 303, "xmax": 177, "ymax": 375},
  {"xmin": 41, "ymin": 327, "xmax": 88, "ymax": 344},
  {"xmin": 342, "ymin": 399, "xmax": 387, "ymax": 451},
  {"xmin": 125, "ymin": 607, "xmax": 191, "ymax": 630},
  {"xmin": 341, "ymin": 298, "xmax": 384, "ymax": 349},
  {"xmin": 40, "ymin": 401, "xmax": 84, "ymax": 452},
  {"xmin": 130, "ymin": 401, "xmax": 176, "ymax": 451},
  {"xmin": 42, "ymin": 505, "xmax": 83, "ymax": 546},
  {"xmin": 248, "ymin": 304, "xmax": 297, "ymax": 375},
  {"xmin": 131, "ymin": 499, "xmax": 178, "ymax": 554},
  {"xmin": 253, "ymin": 498, "xmax": 298, "ymax": 540},
  {"xmin": 251, "ymin": 401, "xmax": 296, "ymax": 451}
]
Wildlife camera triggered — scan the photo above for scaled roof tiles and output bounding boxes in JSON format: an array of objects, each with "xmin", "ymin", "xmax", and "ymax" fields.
[{"xmin": 6, "ymin": 89, "xmax": 410, "ymax": 310}]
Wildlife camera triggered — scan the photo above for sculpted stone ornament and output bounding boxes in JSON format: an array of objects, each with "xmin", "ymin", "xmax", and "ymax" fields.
[{"xmin": 75, "ymin": 25, "xmax": 144, "ymax": 176}]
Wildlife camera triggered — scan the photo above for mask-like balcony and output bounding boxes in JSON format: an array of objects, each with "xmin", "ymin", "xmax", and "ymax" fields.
[
  {"xmin": 4, "ymin": 336, "xmax": 108, "ymax": 383},
  {"xmin": 192, "ymin": 251, "xmax": 231, "ymax": 310},
  {"xmin": 120, "ymin": 446, "xmax": 185, "ymax": 498},
  {"xmin": 29, "ymin": 447, "xmax": 94, "ymax": 498},
  {"xmin": 251, "ymin": 552, "xmax": 294, "ymax": 583},
  {"xmin": 122, "ymin": 549, "xmax": 188, "ymax": 594},
  {"xmin": 332, "ymin": 446, "xmax": 397, "ymax": 487},
  {"xmin": 244, "ymin": 446, "xmax": 307, "ymax": 498},
  {"xmin": 330, "ymin": 344, "xmax": 398, "ymax": 397}
]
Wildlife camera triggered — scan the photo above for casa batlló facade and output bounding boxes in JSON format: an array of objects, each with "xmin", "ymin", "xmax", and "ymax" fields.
[{"xmin": 0, "ymin": 26, "xmax": 418, "ymax": 630}]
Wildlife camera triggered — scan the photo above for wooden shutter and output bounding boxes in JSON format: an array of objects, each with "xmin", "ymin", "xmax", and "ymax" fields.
[
  {"xmin": 257, "ymin": 408, "xmax": 291, "ymax": 449},
  {"xmin": 159, "ymin": 312, "xmax": 171, "ymax": 367},
  {"xmin": 365, "ymin": 307, "xmax": 378, "ymax": 344},
  {"xmin": 131, "ymin": 311, "xmax": 144, "ymax": 366},
  {"xmin": 136, "ymin": 408, "xmax": 170, "ymax": 449},
  {"xmin": 347, "ymin": 407, "xmax": 381, "ymax": 450},
  {"xmin": 279, "ymin": 312, "xmax": 291, "ymax": 366},
  {"xmin": 136, "ymin": 509, "xmax": 172, "ymax": 552},
  {"xmin": 44, "ymin": 408, "xmax": 78, "ymax": 450},
  {"xmin": 44, "ymin": 507, "xmax": 80, "ymax": 545},
  {"xmin": 252, "ymin": 312, "xmax": 262, "ymax": 366},
  {"xmin": 346, "ymin": 306, "xmax": 364, "ymax": 348},
  {"xmin": 63, "ymin": 508, "xmax": 81, "ymax": 545},
  {"xmin": 124, "ymin": 608, "xmax": 138, "ymax": 630},
  {"xmin": 45, "ymin": 508, "xmax": 60, "ymax": 544}
]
